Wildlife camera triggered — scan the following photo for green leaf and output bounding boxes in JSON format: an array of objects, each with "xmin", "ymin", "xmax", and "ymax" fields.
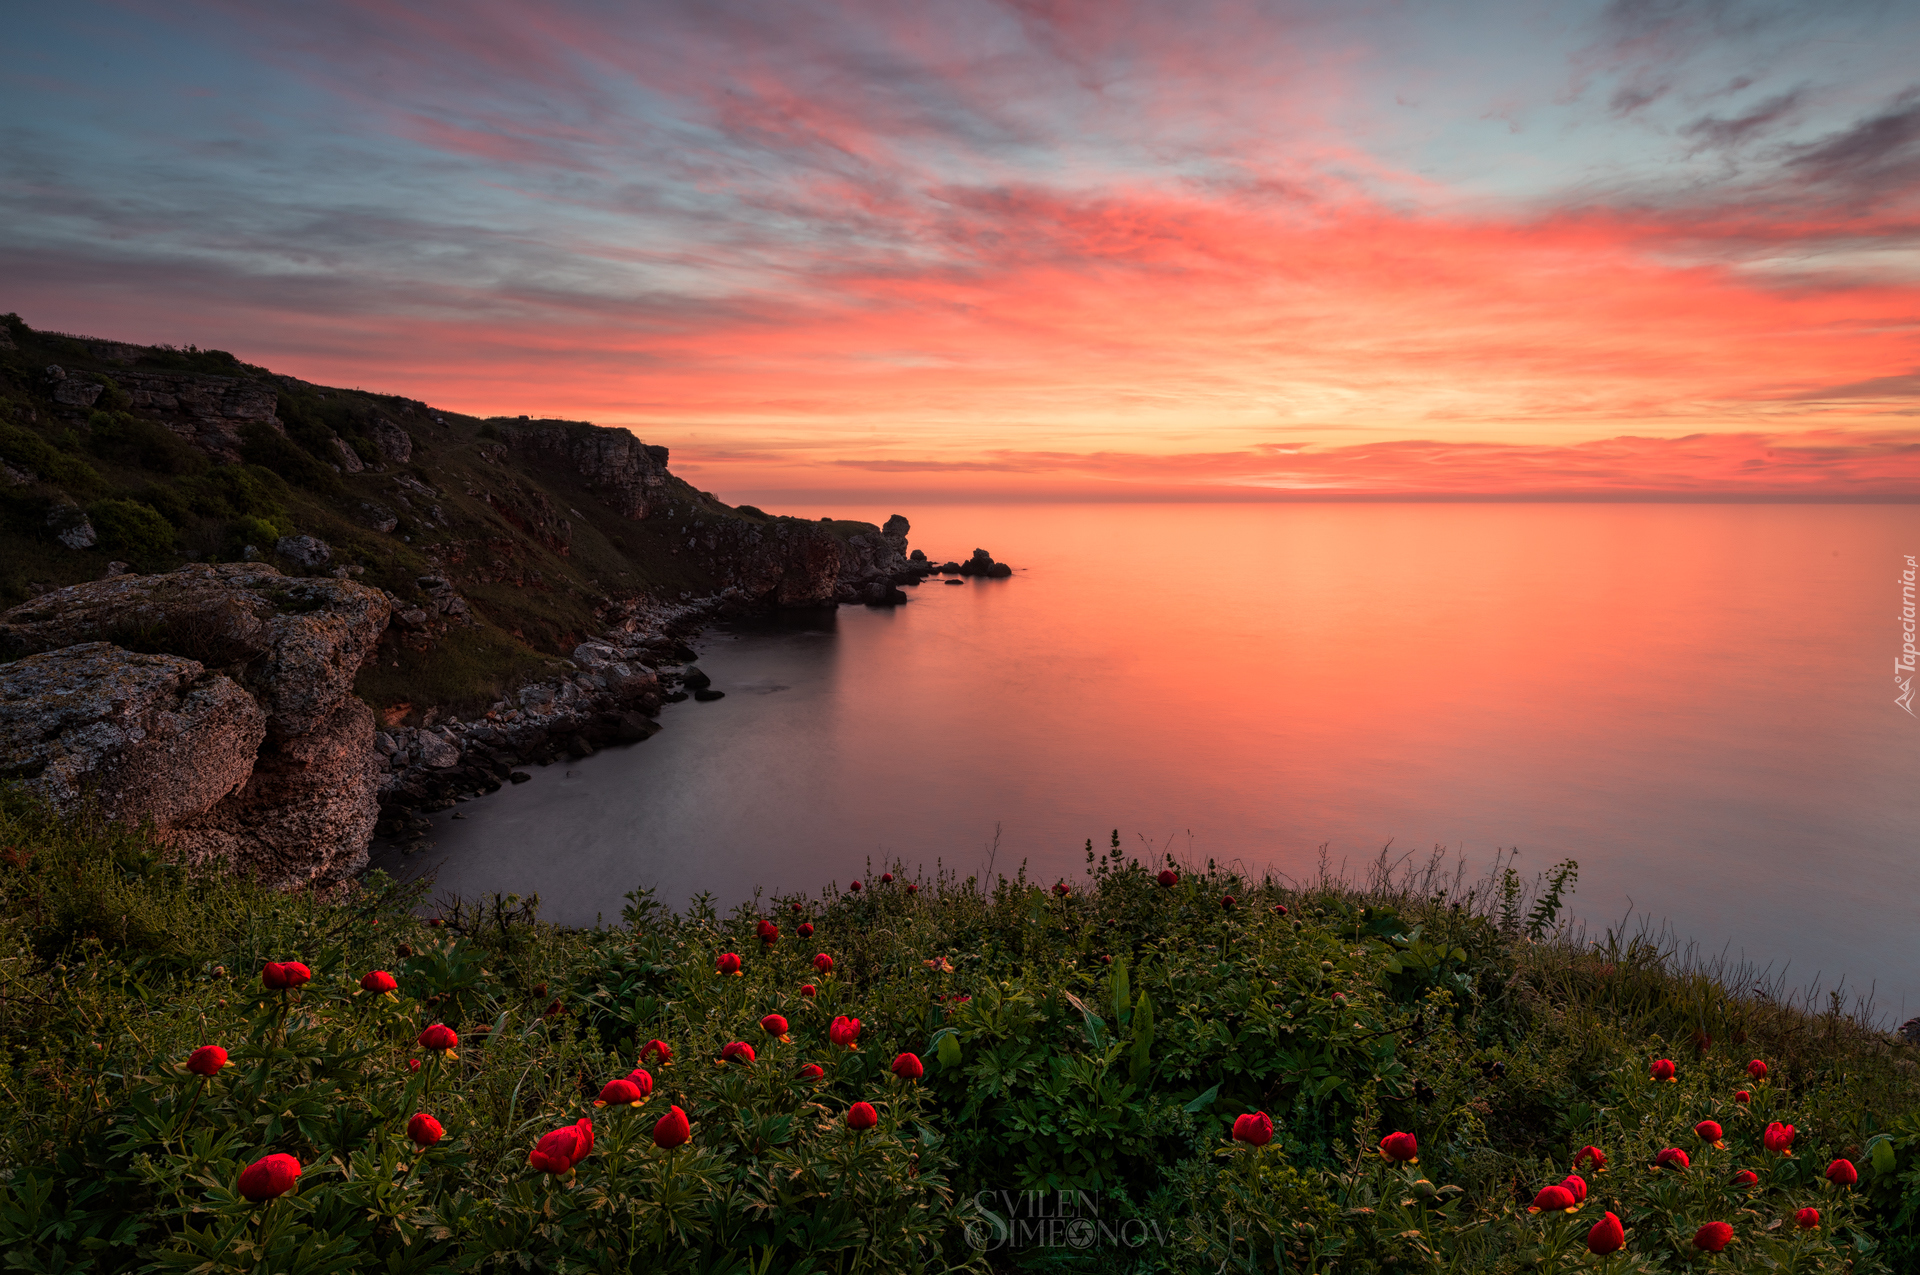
[
  {"xmin": 1111, "ymin": 958, "xmax": 1131, "ymax": 1029},
  {"xmin": 1870, "ymin": 1135, "xmax": 1897, "ymax": 1177},
  {"xmin": 1183, "ymin": 1082, "xmax": 1221, "ymax": 1113},
  {"xmin": 937, "ymin": 1030, "xmax": 962, "ymax": 1072},
  {"xmin": 1129, "ymin": 991, "xmax": 1156, "ymax": 1086},
  {"xmin": 1059, "ymin": 991, "xmax": 1107, "ymax": 1049}
]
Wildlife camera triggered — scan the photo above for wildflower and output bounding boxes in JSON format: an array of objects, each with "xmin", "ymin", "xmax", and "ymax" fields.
[
  {"xmin": 1763, "ymin": 1122, "xmax": 1796, "ymax": 1154},
  {"xmin": 1573, "ymin": 1145, "xmax": 1607, "ymax": 1173},
  {"xmin": 261, "ymin": 961, "xmax": 312, "ymax": 990},
  {"xmin": 1654, "ymin": 1148, "xmax": 1689, "ymax": 1171},
  {"xmin": 813, "ymin": 953, "xmax": 834, "ymax": 974},
  {"xmin": 716, "ymin": 952, "xmax": 742, "ymax": 976},
  {"xmin": 653, "ymin": 1105, "xmax": 691, "ymax": 1149},
  {"xmin": 1221, "ymin": 895, "xmax": 1236, "ymax": 910},
  {"xmin": 596, "ymin": 1079, "xmax": 645, "ymax": 1107},
  {"xmin": 719, "ymin": 1041, "xmax": 755, "ymax": 1065},
  {"xmin": 408, "ymin": 1059, "xmax": 420, "ymax": 1073},
  {"xmin": 1157, "ymin": 869, "xmax": 1178, "ymax": 888},
  {"xmin": 360, "ymin": 970, "xmax": 398, "ymax": 994},
  {"xmin": 1271, "ymin": 904, "xmax": 1286, "ymax": 916},
  {"xmin": 1053, "ymin": 881, "xmax": 1070, "ymax": 898},
  {"xmin": 1561, "ymin": 1174, "xmax": 1587, "ymax": 1204},
  {"xmin": 846, "ymin": 1101, "xmax": 878, "ymax": 1131},
  {"xmin": 757, "ymin": 920, "xmax": 778, "ymax": 945},
  {"xmin": 1693, "ymin": 1221, "xmax": 1734, "ymax": 1253},
  {"xmin": 237, "ymin": 1153, "xmax": 302, "ymax": 1202},
  {"xmin": 1735, "ymin": 1090, "xmax": 1751, "ymax": 1104},
  {"xmin": 407, "ymin": 1113, "xmax": 444, "ymax": 1146},
  {"xmin": 892, "ymin": 1052, "xmax": 924, "ymax": 1081},
  {"xmin": 791, "ymin": 902, "xmax": 804, "ymax": 913},
  {"xmin": 1378, "ymin": 1132, "xmax": 1418, "ymax": 1164},
  {"xmin": 850, "ymin": 880, "xmax": 862, "ymax": 893},
  {"xmin": 626, "ymin": 1068, "xmax": 653, "ymax": 1097},
  {"xmin": 906, "ymin": 883, "xmax": 918, "ymax": 894},
  {"xmin": 798, "ymin": 922, "xmax": 814, "ymax": 937},
  {"xmin": 1732, "ymin": 1169, "xmax": 1759, "ymax": 1186},
  {"xmin": 417, "ymin": 1024, "xmax": 458, "ymax": 1057},
  {"xmin": 800, "ymin": 983, "xmax": 817, "ymax": 998},
  {"xmin": 1796, "ymin": 1207, "xmax": 1820, "ymax": 1229},
  {"xmin": 1587, "ymin": 1211, "xmax": 1625, "ymax": 1255},
  {"xmin": 799, "ymin": 1063, "xmax": 825, "ymax": 1080},
  {"xmin": 881, "ymin": 873, "xmax": 894, "ymax": 884},
  {"xmin": 922, "ymin": 956, "xmax": 954, "ymax": 974},
  {"xmin": 1231, "ymin": 1112, "xmax": 1273, "ymax": 1147},
  {"xmin": 640, "ymin": 1039, "xmax": 673, "ymax": 1066},
  {"xmin": 1747, "ymin": 1059, "xmax": 1769, "ymax": 1082},
  {"xmin": 1650, "ymin": 1058, "xmax": 1676, "ymax": 1082},
  {"xmin": 829, "ymin": 1016, "xmax": 862, "ymax": 1047},
  {"xmin": 1827, "ymin": 1159, "xmax": 1858, "ymax": 1186},
  {"xmin": 1695, "ymin": 1119, "xmax": 1726, "ymax": 1148},
  {"xmin": 529, "ymin": 1125, "xmax": 586, "ymax": 1174},
  {"xmin": 187, "ymin": 1045, "xmax": 227, "ymax": 1076},
  {"xmin": 573, "ymin": 1117, "xmax": 595, "ymax": 1159},
  {"xmin": 760, "ymin": 1013, "xmax": 790, "ymax": 1040},
  {"xmin": 1529, "ymin": 1185, "xmax": 1577, "ymax": 1214}
]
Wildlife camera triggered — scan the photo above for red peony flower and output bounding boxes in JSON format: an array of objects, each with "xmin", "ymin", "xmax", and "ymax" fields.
[
  {"xmin": 529, "ymin": 1126, "xmax": 583, "ymax": 1174},
  {"xmin": 1561, "ymin": 1174, "xmax": 1587, "ymax": 1204},
  {"xmin": 237, "ymin": 1153, "xmax": 302, "ymax": 1201},
  {"xmin": 813, "ymin": 953, "xmax": 834, "ymax": 974},
  {"xmin": 1231, "ymin": 1112, "xmax": 1273, "ymax": 1146},
  {"xmin": 1052, "ymin": 881, "xmax": 1070, "ymax": 898},
  {"xmin": 418, "ymin": 1024, "xmax": 458, "ymax": 1055},
  {"xmin": 260, "ymin": 961, "xmax": 312, "ymax": 990},
  {"xmin": 846, "ymin": 1101, "xmax": 878, "ymax": 1131},
  {"xmin": 653, "ymin": 1104, "xmax": 691, "ymax": 1149},
  {"xmin": 1573, "ymin": 1145, "xmax": 1607, "ymax": 1173},
  {"xmin": 791, "ymin": 902, "xmax": 803, "ymax": 913},
  {"xmin": 408, "ymin": 1059, "xmax": 420, "ymax": 1073},
  {"xmin": 881, "ymin": 872, "xmax": 893, "ymax": 884},
  {"xmin": 1529, "ymin": 1185, "xmax": 1577, "ymax": 1214},
  {"xmin": 1650, "ymin": 1058, "xmax": 1676, "ymax": 1082},
  {"xmin": 1654, "ymin": 1147, "xmax": 1690, "ymax": 1171},
  {"xmin": 799, "ymin": 1063, "xmax": 825, "ymax": 1080},
  {"xmin": 798, "ymin": 923, "xmax": 814, "ymax": 937},
  {"xmin": 1270, "ymin": 904, "xmax": 1286, "ymax": 916},
  {"xmin": 1732, "ymin": 1169, "xmax": 1759, "ymax": 1186},
  {"xmin": 640, "ymin": 1039, "xmax": 673, "ymax": 1066},
  {"xmin": 1693, "ymin": 1221, "xmax": 1734, "ymax": 1253},
  {"xmin": 1587, "ymin": 1211, "xmax": 1625, "ymax": 1255},
  {"xmin": 407, "ymin": 1113, "xmax": 444, "ymax": 1146},
  {"xmin": 360, "ymin": 970, "xmax": 398, "ymax": 994},
  {"xmin": 1157, "ymin": 869, "xmax": 1178, "ymax": 888},
  {"xmin": 829, "ymin": 1015, "xmax": 862, "ymax": 1047},
  {"xmin": 187, "ymin": 1045, "xmax": 227, "ymax": 1076},
  {"xmin": 892, "ymin": 1052, "xmax": 924, "ymax": 1080},
  {"xmin": 760, "ymin": 1013, "xmax": 789, "ymax": 1038},
  {"xmin": 1763, "ymin": 1122, "xmax": 1796, "ymax": 1153},
  {"xmin": 572, "ymin": 1117, "xmax": 594, "ymax": 1160},
  {"xmin": 800, "ymin": 983, "xmax": 817, "ymax": 997},
  {"xmin": 720, "ymin": 1041, "xmax": 755, "ymax": 1065},
  {"xmin": 1747, "ymin": 1058, "xmax": 1769, "ymax": 1081},
  {"xmin": 849, "ymin": 880, "xmax": 862, "ymax": 892},
  {"xmin": 1695, "ymin": 1119, "xmax": 1725, "ymax": 1147},
  {"xmin": 1827, "ymin": 1159, "xmax": 1858, "ymax": 1186},
  {"xmin": 1378, "ymin": 1132, "xmax": 1418, "ymax": 1163},
  {"xmin": 757, "ymin": 919, "xmax": 779, "ymax": 944},
  {"xmin": 1796, "ymin": 1207, "xmax": 1820, "ymax": 1230},
  {"xmin": 596, "ymin": 1078, "xmax": 644, "ymax": 1107},
  {"xmin": 1221, "ymin": 895, "xmax": 1235, "ymax": 910},
  {"xmin": 906, "ymin": 883, "xmax": 918, "ymax": 895},
  {"xmin": 1735, "ymin": 1089, "xmax": 1751, "ymax": 1104},
  {"xmin": 625, "ymin": 1068, "xmax": 653, "ymax": 1097},
  {"xmin": 716, "ymin": 952, "xmax": 742, "ymax": 976}
]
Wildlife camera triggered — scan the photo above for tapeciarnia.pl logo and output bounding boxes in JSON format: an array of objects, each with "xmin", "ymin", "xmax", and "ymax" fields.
[{"xmin": 1899, "ymin": 555, "xmax": 1916, "ymax": 717}]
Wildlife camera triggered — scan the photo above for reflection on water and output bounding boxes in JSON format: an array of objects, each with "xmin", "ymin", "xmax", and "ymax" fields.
[{"xmin": 378, "ymin": 503, "xmax": 1920, "ymax": 1011}]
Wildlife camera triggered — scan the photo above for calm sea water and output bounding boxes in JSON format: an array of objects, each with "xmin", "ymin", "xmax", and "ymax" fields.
[{"xmin": 381, "ymin": 503, "xmax": 1920, "ymax": 1013}]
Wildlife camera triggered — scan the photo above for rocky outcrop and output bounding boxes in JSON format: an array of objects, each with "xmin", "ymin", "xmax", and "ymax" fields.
[
  {"xmin": 0, "ymin": 564, "xmax": 391, "ymax": 885},
  {"xmin": 110, "ymin": 370, "xmax": 283, "ymax": 463},
  {"xmin": 499, "ymin": 420, "xmax": 673, "ymax": 521},
  {"xmin": 837, "ymin": 514, "xmax": 913, "ymax": 587}
]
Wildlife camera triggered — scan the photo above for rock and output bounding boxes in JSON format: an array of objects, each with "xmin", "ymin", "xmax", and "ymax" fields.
[
  {"xmin": 509, "ymin": 770, "xmax": 531, "ymax": 784},
  {"xmin": 51, "ymin": 374, "xmax": 105, "ymax": 408},
  {"xmin": 988, "ymin": 562, "xmax": 1012, "ymax": 578},
  {"xmin": 415, "ymin": 731, "xmax": 460, "ymax": 769},
  {"xmin": 862, "ymin": 581, "xmax": 908, "ymax": 606},
  {"xmin": 329, "ymin": 438, "xmax": 365, "ymax": 473},
  {"xmin": 0, "ymin": 643, "xmax": 266, "ymax": 829},
  {"xmin": 909, "ymin": 549, "xmax": 927, "ymax": 561},
  {"xmin": 2, "ymin": 461, "xmax": 34, "ymax": 487},
  {"xmin": 48, "ymin": 503, "xmax": 96, "ymax": 549},
  {"xmin": 681, "ymin": 665, "xmax": 712, "ymax": 690},
  {"xmin": 1901, "ymin": 1017, "xmax": 1920, "ymax": 1046},
  {"xmin": 0, "ymin": 325, "xmax": 13, "ymax": 351},
  {"xmin": 102, "ymin": 561, "xmax": 130, "ymax": 579},
  {"xmin": 368, "ymin": 417, "xmax": 412, "ymax": 463},
  {"xmin": 275, "ymin": 535, "xmax": 332, "ymax": 570},
  {"xmin": 944, "ymin": 578, "xmax": 964, "ymax": 585},
  {"xmin": 692, "ymin": 688, "xmax": 726, "ymax": 701},
  {"xmin": 500, "ymin": 420, "xmax": 671, "ymax": 520},
  {"xmin": 360, "ymin": 502, "xmax": 399, "ymax": 533},
  {"xmin": 110, "ymin": 370, "xmax": 283, "ymax": 463}
]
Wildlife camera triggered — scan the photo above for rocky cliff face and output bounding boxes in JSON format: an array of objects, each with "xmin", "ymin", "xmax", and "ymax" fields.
[
  {"xmin": 500, "ymin": 421, "xmax": 673, "ymax": 521},
  {"xmin": 0, "ymin": 564, "xmax": 390, "ymax": 885}
]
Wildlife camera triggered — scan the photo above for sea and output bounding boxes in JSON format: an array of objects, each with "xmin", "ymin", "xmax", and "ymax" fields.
[{"xmin": 375, "ymin": 502, "xmax": 1920, "ymax": 1017}]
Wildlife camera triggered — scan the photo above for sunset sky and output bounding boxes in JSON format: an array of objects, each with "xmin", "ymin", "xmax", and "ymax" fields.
[{"xmin": 5, "ymin": 1, "xmax": 1920, "ymax": 501}]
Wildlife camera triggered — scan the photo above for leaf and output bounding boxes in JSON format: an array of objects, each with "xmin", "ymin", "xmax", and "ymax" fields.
[
  {"xmin": 1059, "ymin": 991, "xmax": 1107, "ymax": 1049},
  {"xmin": 936, "ymin": 1030, "xmax": 962, "ymax": 1072},
  {"xmin": 1129, "ymin": 991, "xmax": 1155, "ymax": 1086},
  {"xmin": 1111, "ymin": 958, "xmax": 1131, "ymax": 1029},
  {"xmin": 1870, "ymin": 1134, "xmax": 1897, "ymax": 1176},
  {"xmin": 1183, "ymin": 1082, "xmax": 1221, "ymax": 1113}
]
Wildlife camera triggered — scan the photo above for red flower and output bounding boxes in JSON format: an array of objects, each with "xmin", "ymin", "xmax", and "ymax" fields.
[
  {"xmin": 716, "ymin": 952, "xmax": 742, "ymax": 975},
  {"xmin": 1052, "ymin": 881, "xmax": 1070, "ymax": 898},
  {"xmin": 799, "ymin": 1063, "xmax": 825, "ymax": 1080},
  {"xmin": 881, "ymin": 872, "xmax": 894, "ymax": 884},
  {"xmin": 625, "ymin": 1068, "xmax": 653, "ymax": 1097},
  {"xmin": 1695, "ymin": 1119, "xmax": 1725, "ymax": 1147},
  {"xmin": 849, "ymin": 880, "xmax": 862, "ymax": 892},
  {"xmin": 237, "ymin": 1153, "xmax": 302, "ymax": 1201},
  {"xmin": 1732, "ymin": 1169, "xmax": 1759, "ymax": 1186},
  {"xmin": 1587, "ymin": 1211, "xmax": 1625, "ymax": 1255},
  {"xmin": 260, "ymin": 961, "xmax": 312, "ymax": 990},
  {"xmin": 528, "ymin": 1126, "xmax": 585, "ymax": 1174},
  {"xmin": 1747, "ymin": 1058, "xmax": 1769, "ymax": 1081},
  {"xmin": 760, "ymin": 1013, "xmax": 790, "ymax": 1037},
  {"xmin": 408, "ymin": 1059, "xmax": 420, "ymax": 1073},
  {"xmin": 1763, "ymin": 1122, "xmax": 1796, "ymax": 1153},
  {"xmin": 573, "ymin": 1117, "xmax": 594, "ymax": 1159},
  {"xmin": 906, "ymin": 883, "xmax": 918, "ymax": 895},
  {"xmin": 846, "ymin": 1101, "xmax": 878, "ymax": 1131},
  {"xmin": 1221, "ymin": 895, "xmax": 1235, "ymax": 910},
  {"xmin": 360, "ymin": 970, "xmax": 398, "ymax": 994},
  {"xmin": 640, "ymin": 1039, "xmax": 673, "ymax": 1066},
  {"xmin": 757, "ymin": 919, "xmax": 779, "ymax": 944},
  {"xmin": 1231, "ymin": 1112, "xmax": 1273, "ymax": 1146},
  {"xmin": 892, "ymin": 1052, "xmax": 924, "ymax": 1080},
  {"xmin": 653, "ymin": 1105, "xmax": 690, "ymax": 1149},
  {"xmin": 1693, "ymin": 1221, "xmax": 1734, "ymax": 1253},
  {"xmin": 829, "ymin": 1016, "xmax": 862, "ymax": 1047},
  {"xmin": 417, "ymin": 1024, "xmax": 458, "ymax": 1055},
  {"xmin": 187, "ymin": 1045, "xmax": 227, "ymax": 1076},
  {"xmin": 813, "ymin": 953, "xmax": 834, "ymax": 974},
  {"xmin": 1378, "ymin": 1132, "xmax": 1418, "ymax": 1163},
  {"xmin": 1654, "ymin": 1147, "xmax": 1690, "ymax": 1171},
  {"xmin": 800, "ymin": 983, "xmax": 817, "ymax": 998},
  {"xmin": 798, "ymin": 923, "xmax": 814, "ymax": 937},
  {"xmin": 1529, "ymin": 1185, "xmax": 1577, "ymax": 1214},
  {"xmin": 1157, "ymin": 869, "xmax": 1178, "ymax": 888},
  {"xmin": 1561, "ymin": 1174, "xmax": 1587, "ymax": 1204},
  {"xmin": 596, "ymin": 1078, "xmax": 644, "ymax": 1107},
  {"xmin": 1270, "ymin": 904, "xmax": 1286, "ymax": 916},
  {"xmin": 1796, "ymin": 1207, "xmax": 1820, "ymax": 1230},
  {"xmin": 1827, "ymin": 1159, "xmax": 1858, "ymax": 1186},
  {"xmin": 407, "ymin": 1113, "xmax": 444, "ymax": 1146},
  {"xmin": 1735, "ymin": 1090, "xmax": 1751, "ymax": 1104},
  {"xmin": 790, "ymin": 902, "xmax": 803, "ymax": 913},
  {"xmin": 1573, "ymin": 1145, "xmax": 1607, "ymax": 1173},
  {"xmin": 720, "ymin": 1041, "xmax": 755, "ymax": 1065},
  {"xmin": 1650, "ymin": 1058, "xmax": 1676, "ymax": 1082}
]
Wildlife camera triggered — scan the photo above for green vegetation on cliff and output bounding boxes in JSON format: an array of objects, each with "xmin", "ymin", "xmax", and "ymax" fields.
[{"xmin": 1, "ymin": 795, "xmax": 1917, "ymax": 1272}]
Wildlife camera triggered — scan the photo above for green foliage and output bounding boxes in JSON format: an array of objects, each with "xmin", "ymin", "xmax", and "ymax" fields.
[
  {"xmin": 0, "ymin": 419, "xmax": 102, "ymax": 492},
  {"xmin": 86, "ymin": 410, "xmax": 205, "ymax": 475},
  {"xmin": 237, "ymin": 422, "xmax": 340, "ymax": 493},
  {"xmin": 86, "ymin": 498, "xmax": 177, "ymax": 566}
]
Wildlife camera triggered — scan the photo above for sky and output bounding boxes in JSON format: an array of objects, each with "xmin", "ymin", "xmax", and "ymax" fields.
[{"xmin": 4, "ymin": 0, "xmax": 1920, "ymax": 502}]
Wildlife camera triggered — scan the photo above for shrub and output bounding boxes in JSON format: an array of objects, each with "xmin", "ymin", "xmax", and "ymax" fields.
[
  {"xmin": 85, "ymin": 410, "xmax": 204, "ymax": 475},
  {"xmin": 237, "ymin": 422, "xmax": 340, "ymax": 492},
  {"xmin": 86, "ymin": 498, "xmax": 176, "ymax": 566},
  {"xmin": 0, "ymin": 420, "xmax": 102, "ymax": 492}
]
